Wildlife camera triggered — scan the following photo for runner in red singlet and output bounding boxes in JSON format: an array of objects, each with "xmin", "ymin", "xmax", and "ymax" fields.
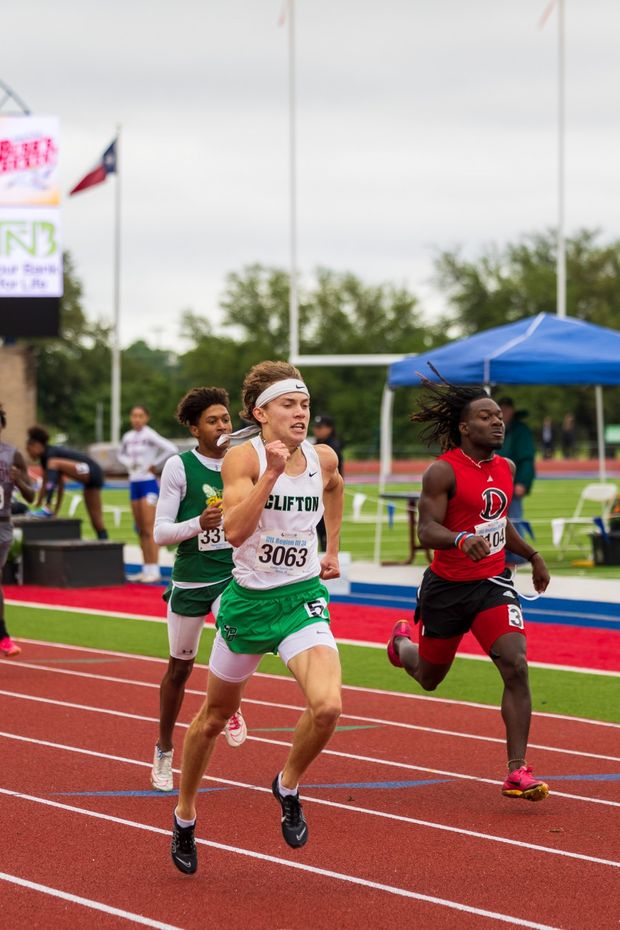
[{"xmin": 387, "ymin": 370, "xmax": 551, "ymax": 802}]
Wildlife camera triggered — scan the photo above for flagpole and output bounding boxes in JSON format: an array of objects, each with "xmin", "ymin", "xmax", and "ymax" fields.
[
  {"xmin": 287, "ymin": 0, "xmax": 299, "ymax": 363},
  {"xmin": 111, "ymin": 126, "xmax": 122, "ymax": 444},
  {"xmin": 556, "ymin": 0, "xmax": 566, "ymax": 318}
]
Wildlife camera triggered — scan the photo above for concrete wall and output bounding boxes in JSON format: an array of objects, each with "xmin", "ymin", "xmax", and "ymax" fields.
[{"xmin": 0, "ymin": 344, "xmax": 37, "ymax": 451}]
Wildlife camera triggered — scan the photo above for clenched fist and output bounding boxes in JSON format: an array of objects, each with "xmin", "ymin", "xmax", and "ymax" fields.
[{"xmin": 264, "ymin": 440, "xmax": 290, "ymax": 476}]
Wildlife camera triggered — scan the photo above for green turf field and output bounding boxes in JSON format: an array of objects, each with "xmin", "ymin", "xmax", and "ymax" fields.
[
  {"xmin": 64, "ymin": 477, "xmax": 620, "ymax": 577},
  {"xmin": 7, "ymin": 604, "xmax": 619, "ymax": 723},
  {"xmin": 19, "ymin": 475, "xmax": 616, "ymax": 724}
]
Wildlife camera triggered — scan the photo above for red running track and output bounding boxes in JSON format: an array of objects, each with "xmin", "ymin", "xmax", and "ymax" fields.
[{"xmin": 0, "ymin": 640, "xmax": 618, "ymax": 930}]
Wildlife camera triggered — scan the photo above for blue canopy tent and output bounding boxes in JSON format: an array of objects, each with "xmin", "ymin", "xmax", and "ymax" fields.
[
  {"xmin": 374, "ymin": 313, "xmax": 620, "ymax": 560},
  {"xmin": 389, "ymin": 312, "xmax": 620, "ymax": 388}
]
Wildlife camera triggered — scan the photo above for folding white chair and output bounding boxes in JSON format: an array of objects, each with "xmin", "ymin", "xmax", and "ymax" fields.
[
  {"xmin": 551, "ymin": 482, "xmax": 617, "ymax": 556},
  {"xmin": 68, "ymin": 493, "xmax": 127, "ymax": 528},
  {"xmin": 352, "ymin": 493, "xmax": 367, "ymax": 521},
  {"xmin": 68, "ymin": 493, "xmax": 83, "ymax": 517},
  {"xmin": 103, "ymin": 504, "xmax": 130, "ymax": 528}
]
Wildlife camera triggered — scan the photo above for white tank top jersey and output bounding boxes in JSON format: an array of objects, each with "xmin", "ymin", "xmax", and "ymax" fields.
[{"xmin": 232, "ymin": 436, "xmax": 324, "ymax": 590}]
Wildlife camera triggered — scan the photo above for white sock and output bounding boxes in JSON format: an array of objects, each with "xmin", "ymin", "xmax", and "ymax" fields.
[
  {"xmin": 278, "ymin": 772, "xmax": 299, "ymax": 797},
  {"xmin": 144, "ymin": 563, "xmax": 160, "ymax": 576},
  {"xmin": 174, "ymin": 808, "xmax": 195, "ymax": 828}
]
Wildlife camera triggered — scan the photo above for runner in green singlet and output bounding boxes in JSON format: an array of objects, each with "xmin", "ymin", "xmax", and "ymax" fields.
[{"xmin": 149, "ymin": 387, "xmax": 247, "ymax": 794}]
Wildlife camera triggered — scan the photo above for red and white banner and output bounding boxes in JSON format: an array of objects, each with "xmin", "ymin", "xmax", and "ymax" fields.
[{"xmin": 0, "ymin": 115, "xmax": 60, "ymax": 207}]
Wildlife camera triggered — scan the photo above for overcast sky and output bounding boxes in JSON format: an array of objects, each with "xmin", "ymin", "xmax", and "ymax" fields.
[{"xmin": 3, "ymin": 0, "xmax": 619, "ymax": 349}]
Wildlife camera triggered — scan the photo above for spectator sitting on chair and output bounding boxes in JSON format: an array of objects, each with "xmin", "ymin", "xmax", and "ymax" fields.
[
  {"xmin": 26, "ymin": 426, "xmax": 108, "ymax": 539},
  {"xmin": 497, "ymin": 398, "xmax": 535, "ymax": 569},
  {"xmin": 312, "ymin": 414, "xmax": 344, "ymax": 551}
]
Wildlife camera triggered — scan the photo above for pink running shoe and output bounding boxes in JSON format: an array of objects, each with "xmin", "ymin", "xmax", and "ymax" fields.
[
  {"xmin": 224, "ymin": 709, "xmax": 247, "ymax": 748},
  {"xmin": 0, "ymin": 636, "xmax": 21, "ymax": 658},
  {"xmin": 502, "ymin": 765, "xmax": 549, "ymax": 802},
  {"xmin": 387, "ymin": 619, "xmax": 411, "ymax": 668}
]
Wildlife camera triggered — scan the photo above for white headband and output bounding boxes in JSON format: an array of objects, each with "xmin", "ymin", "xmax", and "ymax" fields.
[
  {"xmin": 216, "ymin": 378, "xmax": 310, "ymax": 448},
  {"xmin": 254, "ymin": 378, "xmax": 309, "ymax": 409}
]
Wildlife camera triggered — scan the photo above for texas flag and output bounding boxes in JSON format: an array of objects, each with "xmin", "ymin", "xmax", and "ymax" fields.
[{"xmin": 69, "ymin": 139, "xmax": 117, "ymax": 195}]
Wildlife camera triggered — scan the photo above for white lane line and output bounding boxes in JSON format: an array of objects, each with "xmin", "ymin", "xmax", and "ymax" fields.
[
  {"xmin": 3, "ymin": 692, "xmax": 620, "ymax": 807},
  {"xmin": 0, "ymin": 787, "xmax": 571, "ymax": 930},
  {"xmin": 14, "ymin": 636, "xmax": 620, "ymax": 728},
  {"xmin": 335, "ymin": 639, "xmax": 620, "ymax": 677},
  {"xmin": 3, "ymin": 663, "xmax": 620, "ymax": 765},
  {"xmin": 0, "ymin": 870, "xmax": 184, "ymax": 930},
  {"xmin": 8, "ymin": 596, "xmax": 618, "ymax": 677},
  {"xmin": 0, "ymin": 729, "xmax": 618, "ymax": 864},
  {"xmin": 5, "ymin": 600, "xmax": 168, "ymax": 624}
]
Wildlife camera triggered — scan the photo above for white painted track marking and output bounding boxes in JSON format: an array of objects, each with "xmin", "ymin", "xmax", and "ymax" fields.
[
  {"xmin": 14, "ymin": 636, "xmax": 620, "ymax": 727},
  {"xmin": 0, "ymin": 730, "xmax": 618, "ymax": 867},
  {"xmin": 6, "ymin": 660, "xmax": 620, "ymax": 763},
  {"xmin": 1, "ymin": 684, "xmax": 619, "ymax": 806},
  {"xmin": 0, "ymin": 871, "xmax": 184, "ymax": 929},
  {"xmin": 0, "ymin": 788, "xmax": 570, "ymax": 930}
]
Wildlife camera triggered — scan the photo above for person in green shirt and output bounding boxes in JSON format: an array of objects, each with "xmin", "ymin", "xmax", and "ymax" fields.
[
  {"xmin": 150, "ymin": 387, "xmax": 247, "ymax": 793},
  {"xmin": 497, "ymin": 397, "xmax": 536, "ymax": 568}
]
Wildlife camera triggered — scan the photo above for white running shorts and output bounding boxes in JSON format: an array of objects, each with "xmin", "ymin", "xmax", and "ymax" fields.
[{"xmin": 207, "ymin": 621, "xmax": 338, "ymax": 683}]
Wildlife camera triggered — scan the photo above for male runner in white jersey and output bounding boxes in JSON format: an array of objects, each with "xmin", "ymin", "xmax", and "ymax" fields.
[
  {"xmin": 150, "ymin": 387, "xmax": 247, "ymax": 793},
  {"xmin": 170, "ymin": 361, "xmax": 344, "ymax": 874}
]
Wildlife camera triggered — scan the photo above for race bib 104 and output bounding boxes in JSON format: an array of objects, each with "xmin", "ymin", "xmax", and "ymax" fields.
[{"xmin": 474, "ymin": 516, "xmax": 507, "ymax": 555}]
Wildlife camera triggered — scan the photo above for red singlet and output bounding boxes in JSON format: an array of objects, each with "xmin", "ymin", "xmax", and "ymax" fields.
[{"xmin": 431, "ymin": 448, "xmax": 513, "ymax": 582}]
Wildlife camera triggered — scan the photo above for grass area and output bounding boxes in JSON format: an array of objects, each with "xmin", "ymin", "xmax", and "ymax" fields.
[
  {"xmin": 7, "ymin": 604, "xmax": 619, "ymax": 723},
  {"xmin": 63, "ymin": 477, "xmax": 620, "ymax": 579}
]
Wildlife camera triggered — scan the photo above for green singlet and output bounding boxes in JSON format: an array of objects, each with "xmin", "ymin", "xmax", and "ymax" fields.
[{"xmin": 163, "ymin": 450, "xmax": 233, "ymax": 616}]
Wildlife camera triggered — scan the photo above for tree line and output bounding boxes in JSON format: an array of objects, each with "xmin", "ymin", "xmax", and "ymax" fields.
[{"xmin": 30, "ymin": 229, "xmax": 620, "ymax": 459}]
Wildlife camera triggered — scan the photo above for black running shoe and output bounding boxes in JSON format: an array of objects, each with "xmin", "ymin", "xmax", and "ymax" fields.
[
  {"xmin": 272, "ymin": 775, "xmax": 308, "ymax": 848},
  {"xmin": 171, "ymin": 815, "xmax": 198, "ymax": 874}
]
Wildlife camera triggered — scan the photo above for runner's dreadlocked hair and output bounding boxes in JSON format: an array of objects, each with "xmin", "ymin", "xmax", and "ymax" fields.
[{"xmin": 410, "ymin": 364, "xmax": 488, "ymax": 451}]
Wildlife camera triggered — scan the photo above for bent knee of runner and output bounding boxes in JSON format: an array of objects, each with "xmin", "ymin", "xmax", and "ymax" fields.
[
  {"xmin": 416, "ymin": 671, "xmax": 442, "ymax": 692},
  {"xmin": 166, "ymin": 657, "xmax": 194, "ymax": 687},
  {"xmin": 308, "ymin": 697, "xmax": 341, "ymax": 730},
  {"xmin": 491, "ymin": 638, "xmax": 529, "ymax": 684},
  {"xmin": 192, "ymin": 708, "xmax": 230, "ymax": 740},
  {"xmin": 415, "ymin": 655, "xmax": 452, "ymax": 691}
]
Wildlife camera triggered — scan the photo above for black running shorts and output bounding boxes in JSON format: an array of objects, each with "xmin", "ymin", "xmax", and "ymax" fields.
[{"xmin": 414, "ymin": 567, "xmax": 521, "ymax": 639}]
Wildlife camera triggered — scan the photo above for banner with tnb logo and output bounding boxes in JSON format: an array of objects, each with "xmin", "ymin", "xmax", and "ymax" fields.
[{"xmin": 0, "ymin": 115, "xmax": 62, "ymax": 298}]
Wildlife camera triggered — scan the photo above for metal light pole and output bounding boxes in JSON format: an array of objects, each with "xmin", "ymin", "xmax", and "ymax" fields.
[
  {"xmin": 285, "ymin": 0, "xmax": 299, "ymax": 362},
  {"xmin": 540, "ymin": 0, "xmax": 566, "ymax": 318},
  {"xmin": 0, "ymin": 80, "xmax": 30, "ymax": 114},
  {"xmin": 556, "ymin": 0, "xmax": 566, "ymax": 318},
  {"xmin": 111, "ymin": 126, "xmax": 122, "ymax": 445}
]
